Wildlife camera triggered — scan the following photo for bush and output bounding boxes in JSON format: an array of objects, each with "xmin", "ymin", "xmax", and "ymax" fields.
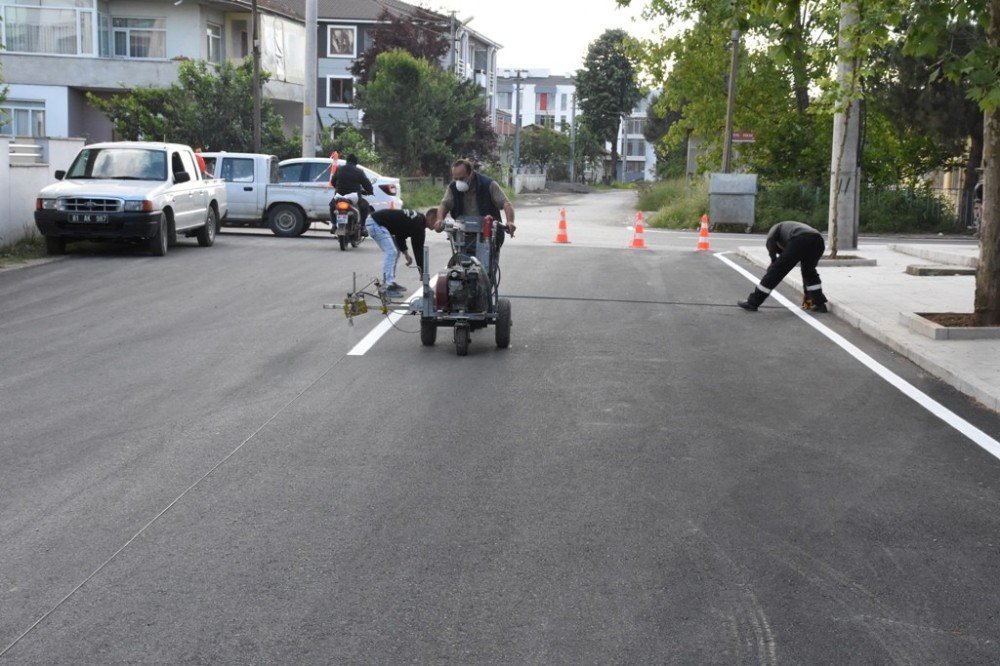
[
  {"xmin": 400, "ymin": 180, "xmax": 445, "ymax": 210},
  {"xmin": 756, "ymin": 182, "xmax": 827, "ymax": 231},
  {"xmin": 644, "ymin": 178, "xmax": 709, "ymax": 229},
  {"xmin": 859, "ymin": 187, "xmax": 959, "ymax": 233}
]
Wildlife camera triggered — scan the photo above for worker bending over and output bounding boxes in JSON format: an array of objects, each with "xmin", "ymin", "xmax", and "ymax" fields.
[
  {"xmin": 366, "ymin": 207, "xmax": 441, "ymax": 297},
  {"xmin": 739, "ymin": 221, "xmax": 829, "ymax": 313}
]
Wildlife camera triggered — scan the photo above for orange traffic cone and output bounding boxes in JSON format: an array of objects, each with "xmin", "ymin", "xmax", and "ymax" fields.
[
  {"xmin": 554, "ymin": 208, "xmax": 571, "ymax": 243},
  {"xmin": 630, "ymin": 211, "xmax": 647, "ymax": 248},
  {"xmin": 696, "ymin": 214, "xmax": 711, "ymax": 252}
]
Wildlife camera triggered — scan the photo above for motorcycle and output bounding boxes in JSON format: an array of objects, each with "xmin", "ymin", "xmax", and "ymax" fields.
[{"xmin": 331, "ymin": 192, "xmax": 365, "ymax": 251}]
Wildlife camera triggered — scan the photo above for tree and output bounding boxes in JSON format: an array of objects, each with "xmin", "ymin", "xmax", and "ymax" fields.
[
  {"xmin": 519, "ymin": 126, "xmax": 570, "ymax": 172},
  {"xmin": 572, "ymin": 116, "xmax": 609, "ymax": 183},
  {"xmin": 357, "ymin": 50, "xmax": 493, "ymax": 176},
  {"xmin": 320, "ymin": 123, "xmax": 382, "ymax": 170},
  {"xmin": 89, "ymin": 59, "xmax": 294, "ymax": 157},
  {"xmin": 575, "ymin": 29, "xmax": 643, "ymax": 183},
  {"xmin": 351, "ymin": 8, "xmax": 449, "ymax": 86}
]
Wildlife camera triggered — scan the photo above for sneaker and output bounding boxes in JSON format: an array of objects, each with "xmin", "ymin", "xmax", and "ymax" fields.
[
  {"xmin": 388, "ymin": 282, "xmax": 407, "ymax": 292},
  {"xmin": 737, "ymin": 300, "xmax": 758, "ymax": 311},
  {"xmin": 385, "ymin": 287, "xmax": 405, "ymax": 298}
]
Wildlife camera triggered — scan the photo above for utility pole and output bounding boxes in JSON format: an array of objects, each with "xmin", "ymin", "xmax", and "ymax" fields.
[
  {"xmin": 251, "ymin": 0, "xmax": 261, "ymax": 152},
  {"xmin": 569, "ymin": 93, "xmax": 577, "ymax": 183},
  {"xmin": 828, "ymin": 0, "xmax": 861, "ymax": 254},
  {"xmin": 721, "ymin": 26, "xmax": 741, "ymax": 173},
  {"xmin": 512, "ymin": 69, "xmax": 527, "ymax": 183},
  {"xmin": 302, "ymin": 0, "xmax": 317, "ymax": 157}
]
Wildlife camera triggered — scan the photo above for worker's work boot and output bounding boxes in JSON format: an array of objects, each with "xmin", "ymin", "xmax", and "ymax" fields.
[
  {"xmin": 804, "ymin": 286, "xmax": 828, "ymax": 313},
  {"xmin": 738, "ymin": 287, "xmax": 769, "ymax": 311}
]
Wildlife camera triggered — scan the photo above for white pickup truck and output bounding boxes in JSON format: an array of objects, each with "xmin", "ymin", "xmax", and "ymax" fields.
[
  {"xmin": 34, "ymin": 141, "xmax": 227, "ymax": 256},
  {"xmin": 201, "ymin": 152, "xmax": 397, "ymax": 237}
]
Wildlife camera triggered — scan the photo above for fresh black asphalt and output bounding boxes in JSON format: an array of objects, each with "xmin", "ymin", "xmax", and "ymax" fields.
[{"xmin": 1, "ymin": 223, "xmax": 998, "ymax": 663}]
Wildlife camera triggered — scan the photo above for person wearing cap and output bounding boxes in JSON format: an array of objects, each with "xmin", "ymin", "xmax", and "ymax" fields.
[
  {"xmin": 366, "ymin": 207, "xmax": 441, "ymax": 297},
  {"xmin": 738, "ymin": 221, "xmax": 829, "ymax": 312},
  {"xmin": 436, "ymin": 158, "xmax": 516, "ymax": 234}
]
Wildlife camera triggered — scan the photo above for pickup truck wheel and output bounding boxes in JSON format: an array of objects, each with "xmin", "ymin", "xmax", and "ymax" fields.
[
  {"xmin": 197, "ymin": 206, "xmax": 218, "ymax": 247},
  {"xmin": 148, "ymin": 214, "xmax": 168, "ymax": 257},
  {"xmin": 45, "ymin": 237, "xmax": 66, "ymax": 255},
  {"xmin": 268, "ymin": 204, "xmax": 304, "ymax": 237}
]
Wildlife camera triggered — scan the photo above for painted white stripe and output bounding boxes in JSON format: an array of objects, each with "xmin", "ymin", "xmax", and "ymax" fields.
[
  {"xmin": 347, "ymin": 277, "xmax": 436, "ymax": 356},
  {"xmin": 715, "ymin": 251, "xmax": 1000, "ymax": 459}
]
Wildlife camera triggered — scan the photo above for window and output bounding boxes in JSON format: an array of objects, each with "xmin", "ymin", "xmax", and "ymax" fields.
[
  {"xmin": 626, "ymin": 118, "xmax": 646, "ymax": 135},
  {"xmin": 560, "ymin": 93, "xmax": 568, "ymax": 111},
  {"xmin": 0, "ymin": 101, "xmax": 46, "ymax": 137},
  {"xmin": 535, "ymin": 93, "xmax": 550, "ymax": 112},
  {"xmin": 2, "ymin": 0, "xmax": 97, "ymax": 55},
  {"xmin": 497, "ymin": 91, "xmax": 512, "ymax": 110},
  {"xmin": 206, "ymin": 22, "xmax": 222, "ymax": 64},
  {"xmin": 326, "ymin": 77, "xmax": 353, "ymax": 106},
  {"xmin": 537, "ymin": 115, "xmax": 555, "ymax": 130},
  {"xmin": 326, "ymin": 25, "xmax": 355, "ymax": 57},
  {"xmin": 112, "ymin": 17, "xmax": 166, "ymax": 59},
  {"xmin": 220, "ymin": 158, "xmax": 254, "ymax": 183},
  {"xmin": 626, "ymin": 139, "xmax": 646, "ymax": 157},
  {"xmin": 231, "ymin": 19, "xmax": 248, "ymax": 59}
]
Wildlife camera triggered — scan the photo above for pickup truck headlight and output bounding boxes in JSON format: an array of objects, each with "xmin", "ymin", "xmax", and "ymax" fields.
[
  {"xmin": 123, "ymin": 200, "xmax": 154, "ymax": 212},
  {"xmin": 36, "ymin": 198, "xmax": 59, "ymax": 210}
]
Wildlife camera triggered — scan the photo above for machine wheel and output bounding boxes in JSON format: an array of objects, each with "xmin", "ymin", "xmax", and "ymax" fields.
[
  {"xmin": 420, "ymin": 319, "xmax": 437, "ymax": 346},
  {"xmin": 495, "ymin": 298, "xmax": 512, "ymax": 349},
  {"xmin": 268, "ymin": 204, "xmax": 304, "ymax": 237},
  {"xmin": 454, "ymin": 326, "xmax": 470, "ymax": 356},
  {"xmin": 338, "ymin": 235, "xmax": 348, "ymax": 251},
  {"xmin": 148, "ymin": 214, "xmax": 168, "ymax": 256},
  {"xmin": 45, "ymin": 237, "xmax": 66, "ymax": 255},
  {"xmin": 196, "ymin": 206, "xmax": 217, "ymax": 247}
]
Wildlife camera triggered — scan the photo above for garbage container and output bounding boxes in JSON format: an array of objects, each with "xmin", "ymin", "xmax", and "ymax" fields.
[{"xmin": 709, "ymin": 173, "xmax": 757, "ymax": 232}]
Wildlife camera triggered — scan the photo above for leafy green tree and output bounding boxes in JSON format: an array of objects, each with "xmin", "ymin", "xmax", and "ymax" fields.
[
  {"xmin": 575, "ymin": 29, "xmax": 643, "ymax": 182},
  {"xmin": 89, "ymin": 59, "xmax": 294, "ymax": 157},
  {"xmin": 357, "ymin": 49, "xmax": 493, "ymax": 176},
  {"xmin": 519, "ymin": 125, "xmax": 570, "ymax": 172},
  {"xmin": 321, "ymin": 123, "xmax": 382, "ymax": 169},
  {"xmin": 351, "ymin": 8, "xmax": 449, "ymax": 85},
  {"xmin": 572, "ymin": 116, "xmax": 609, "ymax": 183}
]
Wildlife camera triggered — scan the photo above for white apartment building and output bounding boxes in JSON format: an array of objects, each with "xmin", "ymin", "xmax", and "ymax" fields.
[
  {"xmin": 496, "ymin": 70, "xmax": 657, "ymax": 182},
  {"xmin": 0, "ymin": 0, "xmax": 305, "ymax": 142}
]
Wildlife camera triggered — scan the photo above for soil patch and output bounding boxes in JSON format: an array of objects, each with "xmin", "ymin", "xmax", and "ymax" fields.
[{"xmin": 920, "ymin": 312, "xmax": 981, "ymax": 327}]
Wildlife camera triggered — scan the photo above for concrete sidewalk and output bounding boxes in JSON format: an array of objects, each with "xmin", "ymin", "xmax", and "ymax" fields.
[{"xmin": 737, "ymin": 243, "xmax": 1000, "ymax": 413}]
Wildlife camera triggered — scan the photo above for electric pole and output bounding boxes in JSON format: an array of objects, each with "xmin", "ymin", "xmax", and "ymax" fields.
[
  {"xmin": 512, "ymin": 69, "xmax": 527, "ymax": 183},
  {"xmin": 302, "ymin": 0, "xmax": 317, "ymax": 157},
  {"xmin": 251, "ymin": 0, "xmax": 261, "ymax": 152},
  {"xmin": 828, "ymin": 0, "xmax": 861, "ymax": 254},
  {"xmin": 721, "ymin": 26, "xmax": 741, "ymax": 173},
  {"xmin": 569, "ymin": 93, "xmax": 577, "ymax": 183}
]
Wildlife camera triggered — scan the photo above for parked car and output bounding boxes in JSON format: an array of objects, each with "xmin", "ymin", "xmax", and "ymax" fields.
[
  {"xmin": 34, "ymin": 141, "xmax": 227, "ymax": 256},
  {"xmin": 277, "ymin": 158, "xmax": 403, "ymax": 212},
  {"xmin": 202, "ymin": 152, "xmax": 363, "ymax": 237}
]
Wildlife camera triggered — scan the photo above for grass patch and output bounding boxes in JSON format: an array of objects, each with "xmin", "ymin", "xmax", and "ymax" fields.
[
  {"xmin": 645, "ymin": 178, "xmax": 709, "ymax": 229},
  {"xmin": 400, "ymin": 181, "xmax": 446, "ymax": 211},
  {"xmin": 0, "ymin": 234, "xmax": 48, "ymax": 268}
]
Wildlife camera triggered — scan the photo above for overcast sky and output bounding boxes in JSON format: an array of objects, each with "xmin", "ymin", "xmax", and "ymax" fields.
[{"xmin": 427, "ymin": 0, "xmax": 659, "ymax": 76}]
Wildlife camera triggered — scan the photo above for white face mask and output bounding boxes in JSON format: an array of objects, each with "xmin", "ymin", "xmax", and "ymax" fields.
[{"xmin": 454, "ymin": 179, "xmax": 470, "ymax": 193}]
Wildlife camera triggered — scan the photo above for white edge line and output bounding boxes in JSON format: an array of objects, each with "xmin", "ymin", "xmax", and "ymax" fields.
[
  {"xmin": 714, "ymin": 251, "xmax": 1000, "ymax": 459},
  {"xmin": 347, "ymin": 277, "xmax": 435, "ymax": 356}
]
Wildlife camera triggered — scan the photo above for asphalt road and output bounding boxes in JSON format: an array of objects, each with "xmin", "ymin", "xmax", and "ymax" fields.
[{"xmin": 1, "ymin": 191, "xmax": 998, "ymax": 663}]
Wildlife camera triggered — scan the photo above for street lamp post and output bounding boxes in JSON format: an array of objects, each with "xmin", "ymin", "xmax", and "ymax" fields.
[{"xmin": 512, "ymin": 69, "xmax": 527, "ymax": 183}]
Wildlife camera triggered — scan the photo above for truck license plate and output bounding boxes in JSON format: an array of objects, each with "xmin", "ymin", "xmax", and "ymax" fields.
[{"xmin": 69, "ymin": 214, "xmax": 108, "ymax": 223}]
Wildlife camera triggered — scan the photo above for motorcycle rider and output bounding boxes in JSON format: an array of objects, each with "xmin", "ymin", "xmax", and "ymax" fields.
[
  {"xmin": 329, "ymin": 153, "xmax": 373, "ymax": 230},
  {"xmin": 436, "ymin": 158, "xmax": 516, "ymax": 234}
]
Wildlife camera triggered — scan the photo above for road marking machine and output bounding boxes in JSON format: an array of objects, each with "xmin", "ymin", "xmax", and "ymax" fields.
[{"xmin": 325, "ymin": 215, "xmax": 514, "ymax": 356}]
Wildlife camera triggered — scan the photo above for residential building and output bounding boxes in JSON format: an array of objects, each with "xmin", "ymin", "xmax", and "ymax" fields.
[
  {"xmin": 0, "ymin": 0, "xmax": 306, "ymax": 143},
  {"xmin": 312, "ymin": 0, "xmax": 501, "ymax": 132},
  {"xmin": 496, "ymin": 70, "xmax": 658, "ymax": 182}
]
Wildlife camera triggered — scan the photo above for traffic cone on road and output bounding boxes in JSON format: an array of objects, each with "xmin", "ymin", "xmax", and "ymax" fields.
[
  {"xmin": 554, "ymin": 208, "xmax": 571, "ymax": 244},
  {"xmin": 696, "ymin": 214, "xmax": 711, "ymax": 252},
  {"xmin": 630, "ymin": 211, "xmax": 647, "ymax": 249}
]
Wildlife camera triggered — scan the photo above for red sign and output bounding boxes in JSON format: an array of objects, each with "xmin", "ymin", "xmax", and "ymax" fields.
[{"xmin": 732, "ymin": 132, "xmax": 756, "ymax": 143}]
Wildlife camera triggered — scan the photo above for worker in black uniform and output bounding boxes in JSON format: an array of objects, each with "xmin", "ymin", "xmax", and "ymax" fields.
[
  {"xmin": 329, "ymin": 154, "xmax": 374, "ymax": 228},
  {"xmin": 366, "ymin": 207, "xmax": 441, "ymax": 297},
  {"xmin": 738, "ymin": 221, "xmax": 829, "ymax": 312}
]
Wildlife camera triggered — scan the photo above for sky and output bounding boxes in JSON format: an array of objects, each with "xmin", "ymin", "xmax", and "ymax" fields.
[{"xmin": 428, "ymin": 0, "xmax": 661, "ymax": 76}]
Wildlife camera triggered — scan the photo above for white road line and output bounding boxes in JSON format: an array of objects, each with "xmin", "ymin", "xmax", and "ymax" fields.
[
  {"xmin": 714, "ymin": 251, "xmax": 1000, "ymax": 459},
  {"xmin": 347, "ymin": 279, "xmax": 434, "ymax": 356}
]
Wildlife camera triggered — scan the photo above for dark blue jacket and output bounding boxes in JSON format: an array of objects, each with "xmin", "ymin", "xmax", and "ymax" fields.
[{"xmin": 449, "ymin": 173, "xmax": 502, "ymax": 221}]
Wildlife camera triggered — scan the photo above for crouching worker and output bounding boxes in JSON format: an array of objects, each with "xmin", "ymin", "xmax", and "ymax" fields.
[
  {"xmin": 366, "ymin": 207, "xmax": 441, "ymax": 298},
  {"xmin": 738, "ymin": 221, "xmax": 829, "ymax": 313}
]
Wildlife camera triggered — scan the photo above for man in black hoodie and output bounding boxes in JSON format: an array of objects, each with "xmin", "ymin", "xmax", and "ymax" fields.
[
  {"xmin": 738, "ymin": 221, "xmax": 829, "ymax": 312},
  {"xmin": 329, "ymin": 154, "xmax": 374, "ymax": 225}
]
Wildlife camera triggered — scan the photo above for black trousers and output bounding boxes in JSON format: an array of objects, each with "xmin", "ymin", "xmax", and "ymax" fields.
[{"xmin": 757, "ymin": 234, "xmax": 826, "ymax": 302}]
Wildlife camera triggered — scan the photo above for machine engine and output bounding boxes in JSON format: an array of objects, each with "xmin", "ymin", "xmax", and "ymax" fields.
[{"xmin": 435, "ymin": 256, "xmax": 492, "ymax": 314}]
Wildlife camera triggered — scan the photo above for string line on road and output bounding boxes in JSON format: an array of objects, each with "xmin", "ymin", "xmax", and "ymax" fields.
[
  {"xmin": 0, "ymin": 354, "xmax": 351, "ymax": 658},
  {"xmin": 714, "ymin": 251, "xmax": 1000, "ymax": 459}
]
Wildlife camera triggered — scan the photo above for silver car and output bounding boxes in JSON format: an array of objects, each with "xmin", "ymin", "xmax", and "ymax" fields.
[{"xmin": 277, "ymin": 158, "xmax": 403, "ymax": 211}]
